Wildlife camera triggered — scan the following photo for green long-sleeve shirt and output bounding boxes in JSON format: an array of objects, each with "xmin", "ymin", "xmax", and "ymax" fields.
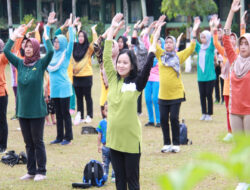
[
  {"xmin": 103, "ymin": 40, "xmax": 155, "ymax": 153},
  {"xmin": 4, "ymin": 39, "xmax": 54, "ymax": 118}
]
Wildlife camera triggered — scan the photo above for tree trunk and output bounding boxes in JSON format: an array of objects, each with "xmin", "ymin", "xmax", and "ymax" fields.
[
  {"xmin": 72, "ymin": 0, "xmax": 76, "ymax": 16},
  {"xmin": 59, "ymin": 0, "xmax": 63, "ymax": 24},
  {"xmin": 140, "ymin": 0, "xmax": 147, "ymax": 17},
  {"xmin": 185, "ymin": 16, "xmax": 192, "ymax": 73},
  {"xmin": 7, "ymin": 0, "xmax": 13, "ymax": 37},
  {"xmin": 123, "ymin": 0, "xmax": 128, "ymax": 29}
]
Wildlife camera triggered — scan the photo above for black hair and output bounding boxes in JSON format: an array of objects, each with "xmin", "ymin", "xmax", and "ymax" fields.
[
  {"xmin": 20, "ymin": 36, "xmax": 28, "ymax": 57},
  {"xmin": 116, "ymin": 49, "xmax": 138, "ymax": 81}
]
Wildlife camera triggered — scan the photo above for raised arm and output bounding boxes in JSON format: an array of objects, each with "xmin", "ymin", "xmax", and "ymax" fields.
[
  {"xmin": 240, "ymin": 10, "xmax": 247, "ymax": 36},
  {"xmin": 224, "ymin": 0, "xmax": 241, "ymax": 31},
  {"xmin": 223, "ymin": 0, "xmax": 240, "ymax": 64},
  {"xmin": 41, "ymin": 25, "xmax": 54, "ymax": 70},
  {"xmin": 12, "ymin": 19, "xmax": 33, "ymax": 54},
  {"xmin": 104, "ymin": 13, "xmax": 124, "ymax": 82},
  {"xmin": 88, "ymin": 24, "xmax": 98, "ymax": 53},
  {"xmin": 177, "ymin": 42, "xmax": 196, "ymax": 64},
  {"xmin": 136, "ymin": 17, "xmax": 165, "ymax": 91},
  {"xmin": 3, "ymin": 25, "xmax": 26, "ymax": 68},
  {"xmin": 66, "ymin": 14, "xmax": 78, "ymax": 58},
  {"xmin": 176, "ymin": 33, "xmax": 183, "ymax": 51},
  {"xmin": 113, "ymin": 20, "xmax": 125, "ymax": 39},
  {"xmin": 43, "ymin": 12, "xmax": 57, "ymax": 51}
]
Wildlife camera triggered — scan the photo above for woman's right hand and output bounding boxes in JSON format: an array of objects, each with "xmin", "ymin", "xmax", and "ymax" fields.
[
  {"xmin": 11, "ymin": 25, "xmax": 26, "ymax": 41},
  {"xmin": 231, "ymin": 0, "xmax": 241, "ymax": 13},
  {"xmin": 47, "ymin": 12, "xmax": 57, "ymax": 26}
]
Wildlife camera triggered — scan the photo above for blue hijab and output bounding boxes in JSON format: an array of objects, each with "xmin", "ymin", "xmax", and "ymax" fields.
[{"xmin": 48, "ymin": 35, "xmax": 68, "ymax": 72}]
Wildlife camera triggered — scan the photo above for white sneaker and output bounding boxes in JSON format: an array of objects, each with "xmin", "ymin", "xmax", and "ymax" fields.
[
  {"xmin": 85, "ymin": 115, "xmax": 92, "ymax": 123},
  {"xmin": 34, "ymin": 174, "xmax": 47, "ymax": 181},
  {"xmin": 223, "ymin": 133, "xmax": 233, "ymax": 142},
  {"xmin": 171, "ymin": 145, "xmax": 180, "ymax": 153},
  {"xmin": 161, "ymin": 145, "xmax": 172, "ymax": 153},
  {"xmin": 200, "ymin": 114, "xmax": 206, "ymax": 120},
  {"xmin": 205, "ymin": 115, "xmax": 212, "ymax": 121},
  {"xmin": 20, "ymin": 174, "xmax": 35, "ymax": 180},
  {"xmin": 235, "ymin": 182, "xmax": 250, "ymax": 190},
  {"xmin": 80, "ymin": 119, "xmax": 85, "ymax": 123},
  {"xmin": 73, "ymin": 112, "xmax": 81, "ymax": 125}
]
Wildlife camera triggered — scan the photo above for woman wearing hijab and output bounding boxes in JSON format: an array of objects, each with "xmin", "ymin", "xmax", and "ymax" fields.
[
  {"xmin": 155, "ymin": 17, "xmax": 200, "ymax": 153},
  {"xmin": 117, "ymin": 35, "xmax": 129, "ymax": 52},
  {"xmin": 10, "ymin": 20, "xmax": 34, "ymax": 120},
  {"xmin": 195, "ymin": 19, "xmax": 216, "ymax": 121},
  {"xmin": 71, "ymin": 25, "xmax": 98, "ymax": 125},
  {"xmin": 45, "ymin": 13, "xmax": 76, "ymax": 145},
  {"xmin": 222, "ymin": 1, "xmax": 250, "ymax": 189},
  {"xmin": 3, "ymin": 20, "xmax": 53, "ymax": 181},
  {"xmin": 212, "ymin": 15, "xmax": 246, "ymax": 142}
]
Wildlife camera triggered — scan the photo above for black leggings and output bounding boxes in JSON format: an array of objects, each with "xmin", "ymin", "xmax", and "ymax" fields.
[
  {"xmin": 74, "ymin": 86, "xmax": 93, "ymax": 119},
  {"xmin": 159, "ymin": 103, "xmax": 181, "ymax": 145},
  {"xmin": 137, "ymin": 93, "xmax": 142, "ymax": 114},
  {"xmin": 198, "ymin": 81, "xmax": 214, "ymax": 115},
  {"xmin": 0, "ymin": 95, "xmax": 8, "ymax": 150},
  {"xmin": 110, "ymin": 149, "xmax": 141, "ymax": 190},
  {"xmin": 53, "ymin": 97, "xmax": 73, "ymax": 141},
  {"xmin": 19, "ymin": 117, "xmax": 46, "ymax": 175},
  {"xmin": 215, "ymin": 66, "xmax": 224, "ymax": 102}
]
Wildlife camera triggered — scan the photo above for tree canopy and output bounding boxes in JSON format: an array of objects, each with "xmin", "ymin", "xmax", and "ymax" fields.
[{"xmin": 161, "ymin": 0, "xmax": 218, "ymax": 20}]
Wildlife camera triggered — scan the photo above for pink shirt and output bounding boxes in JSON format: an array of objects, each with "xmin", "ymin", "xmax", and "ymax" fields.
[{"xmin": 148, "ymin": 63, "xmax": 159, "ymax": 82}]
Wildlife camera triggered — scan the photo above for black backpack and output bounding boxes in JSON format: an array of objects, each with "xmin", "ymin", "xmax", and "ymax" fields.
[
  {"xmin": 179, "ymin": 119, "xmax": 192, "ymax": 145},
  {"xmin": 83, "ymin": 160, "xmax": 107, "ymax": 186},
  {"xmin": 81, "ymin": 126, "xmax": 98, "ymax": 135},
  {"xmin": 72, "ymin": 160, "xmax": 107, "ymax": 189},
  {"xmin": 1, "ymin": 151, "xmax": 27, "ymax": 167}
]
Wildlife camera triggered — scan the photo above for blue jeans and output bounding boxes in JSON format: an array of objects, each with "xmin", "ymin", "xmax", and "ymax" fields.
[
  {"xmin": 102, "ymin": 146, "xmax": 115, "ymax": 178},
  {"xmin": 145, "ymin": 81, "xmax": 160, "ymax": 123}
]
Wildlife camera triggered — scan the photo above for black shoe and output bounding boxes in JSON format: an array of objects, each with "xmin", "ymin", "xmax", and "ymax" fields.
[
  {"xmin": 145, "ymin": 122, "xmax": 155, "ymax": 127},
  {"xmin": 155, "ymin": 123, "xmax": 161, "ymax": 127}
]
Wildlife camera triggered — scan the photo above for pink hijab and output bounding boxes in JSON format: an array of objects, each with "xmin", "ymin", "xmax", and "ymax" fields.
[
  {"xmin": 233, "ymin": 33, "xmax": 250, "ymax": 78},
  {"xmin": 23, "ymin": 38, "xmax": 40, "ymax": 66}
]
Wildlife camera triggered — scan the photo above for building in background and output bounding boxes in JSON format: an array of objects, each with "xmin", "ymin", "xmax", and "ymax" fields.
[{"xmin": 0, "ymin": 0, "xmax": 249, "ymax": 40}]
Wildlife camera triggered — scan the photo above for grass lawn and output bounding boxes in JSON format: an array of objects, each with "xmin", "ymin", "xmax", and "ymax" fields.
[{"xmin": 0, "ymin": 64, "xmax": 237, "ymax": 190}]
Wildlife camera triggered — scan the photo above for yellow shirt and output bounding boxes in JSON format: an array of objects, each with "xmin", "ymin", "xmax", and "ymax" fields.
[
  {"xmin": 155, "ymin": 42, "xmax": 196, "ymax": 100},
  {"xmin": 70, "ymin": 32, "xmax": 98, "ymax": 77}
]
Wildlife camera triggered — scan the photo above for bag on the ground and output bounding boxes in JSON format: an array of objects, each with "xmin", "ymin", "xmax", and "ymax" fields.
[
  {"xmin": 1, "ymin": 150, "xmax": 27, "ymax": 167},
  {"xmin": 81, "ymin": 126, "xmax": 98, "ymax": 135},
  {"xmin": 179, "ymin": 119, "xmax": 192, "ymax": 145},
  {"xmin": 72, "ymin": 160, "xmax": 107, "ymax": 189}
]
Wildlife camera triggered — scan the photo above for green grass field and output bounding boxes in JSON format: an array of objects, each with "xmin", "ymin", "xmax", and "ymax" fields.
[{"xmin": 0, "ymin": 64, "xmax": 237, "ymax": 190}]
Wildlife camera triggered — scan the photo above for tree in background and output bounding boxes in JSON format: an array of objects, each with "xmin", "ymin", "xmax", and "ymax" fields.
[
  {"xmin": 161, "ymin": 0, "xmax": 218, "ymax": 72},
  {"xmin": 161, "ymin": 0, "xmax": 218, "ymax": 21}
]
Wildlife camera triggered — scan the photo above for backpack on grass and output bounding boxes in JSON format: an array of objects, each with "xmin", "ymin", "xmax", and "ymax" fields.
[
  {"xmin": 179, "ymin": 119, "xmax": 192, "ymax": 145},
  {"xmin": 81, "ymin": 126, "xmax": 98, "ymax": 135},
  {"xmin": 1, "ymin": 150, "xmax": 27, "ymax": 167},
  {"xmin": 72, "ymin": 160, "xmax": 107, "ymax": 189}
]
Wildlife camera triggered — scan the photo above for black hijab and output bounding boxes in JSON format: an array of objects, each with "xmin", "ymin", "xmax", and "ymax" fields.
[
  {"xmin": 118, "ymin": 36, "xmax": 129, "ymax": 51},
  {"xmin": 73, "ymin": 31, "xmax": 89, "ymax": 62}
]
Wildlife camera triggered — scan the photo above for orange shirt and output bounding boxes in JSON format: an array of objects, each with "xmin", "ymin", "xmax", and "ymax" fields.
[
  {"xmin": 223, "ymin": 35, "xmax": 250, "ymax": 115},
  {"xmin": 213, "ymin": 28, "xmax": 245, "ymax": 96},
  {"xmin": 0, "ymin": 54, "xmax": 9, "ymax": 96}
]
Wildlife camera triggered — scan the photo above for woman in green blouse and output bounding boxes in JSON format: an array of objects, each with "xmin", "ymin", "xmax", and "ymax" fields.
[{"xmin": 3, "ymin": 13, "xmax": 54, "ymax": 181}]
